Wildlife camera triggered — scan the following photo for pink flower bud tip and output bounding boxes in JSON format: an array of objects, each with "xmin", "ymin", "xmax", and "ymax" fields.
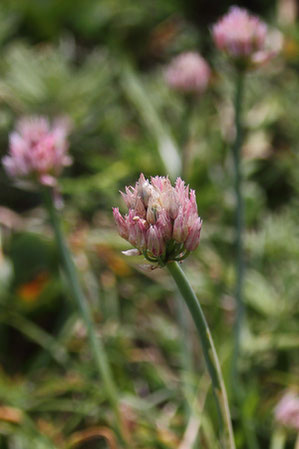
[
  {"xmin": 275, "ymin": 392, "xmax": 299, "ymax": 430},
  {"xmin": 113, "ymin": 174, "xmax": 202, "ymax": 266},
  {"xmin": 2, "ymin": 116, "xmax": 72, "ymax": 188},
  {"xmin": 212, "ymin": 6, "xmax": 274, "ymax": 68},
  {"xmin": 165, "ymin": 52, "xmax": 211, "ymax": 94}
]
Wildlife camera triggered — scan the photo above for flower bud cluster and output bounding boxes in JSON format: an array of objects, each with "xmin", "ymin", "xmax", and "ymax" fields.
[
  {"xmin": 2, "ymin": 116, "xmax": 72, "ymax": 188},
  {"xmin": 212, "ymin": 6, "xmax": 273, "ymax": 69},
  {"xmin": 165, "ymin": 52, "xmax": 211, "ymax": 94},
  {"xmin": 275, "ymin": 392, "xmax": 299, "ymax": 430},
  {"xmin": 113, "ymin": 174, "xmax": 202, "ymax": 266}
]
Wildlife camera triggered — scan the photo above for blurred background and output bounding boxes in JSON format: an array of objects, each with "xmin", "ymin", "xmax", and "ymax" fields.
[{"xmin": 0, "ymin": 0, "xmax": 298, "ymax": 448}]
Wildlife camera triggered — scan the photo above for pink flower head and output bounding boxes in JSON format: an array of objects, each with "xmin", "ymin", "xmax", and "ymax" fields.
[
  {"xmin": 165, "ymin": 52, "xmax": 211, "ymax": 94},
  {"xmin": 113, "ymin": 174, "xmax": 202, "ymax": 266},
  {"xmin": 212, "ymin": 6, "xmax": 273, "ymax": 69},
  {"xmin": 275, "ymin": 392, "xmax": 299, "ymax": 431},
  {"xmin": 2, "ymin": 116, "xmax": 72, "ymax": 188}
]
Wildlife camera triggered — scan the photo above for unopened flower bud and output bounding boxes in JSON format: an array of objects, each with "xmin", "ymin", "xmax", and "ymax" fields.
[
  {"xmin": 113, "ymin": 208, "xmax": 129, "ymax": 240},
  {"xmin": 128, "ymin": 216, "xmax": 147, "ymax": 250},
  {"xmin": 146, "ymin": 225, "xmax": 165, "ymax": 257},
  {"xmin": 146, "ymin": 194, "xmax": 161, "ymax": 224},
  {"xmin": 137, "ymin": 174, "xmax": 155, "ymax": 207},
  {"xmin": 160, "ymin": 188, "xmax": 179, "ymax": 219},
  {"xmin": 185, "ymin": 217, "xmax": 202, "ymax": 251},
  {"xmin": 134, "ymin": 196, "xmax": 146, "ymax": 218},
  {"xmin": 156, "ymin": 210, "xmax": 172, "ymax": 241},
  {"xmin": 122, "ymin": 249, "xmax": 140, "ymax": 256},
  {"xmin": 173, "ymin": 209, "xmax": 188, "ymax": 242},
  {"xmin": 121, "ymin": 186, "xmax": 136, "ymax": 209}
]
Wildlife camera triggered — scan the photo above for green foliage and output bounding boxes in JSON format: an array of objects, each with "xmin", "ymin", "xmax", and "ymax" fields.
[{"xmin": 0, "ymin": 1, "xmax": 298, "ymax": 448}]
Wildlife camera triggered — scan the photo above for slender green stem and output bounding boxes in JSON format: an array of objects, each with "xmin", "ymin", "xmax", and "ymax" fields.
[
  {"xmin": 181, "ymin": 95, "xmax": 195, "ymax": 179},
  {"xmin": 0, "ymin": 308, "xmax": 70, "ymax": 367},
  {"xmin": 175, "ymin": 292, "xmax": 194, "ymax": 420},
  {"xmin": 42, "ymin": 188, "xmax": 127, "ymax": 448},
  {"xmin": 231, "ymin": 70, "xmax": 245, "ymax": 384},
  {"xmin": 167, "ymin": 261, "xmax": 235, "ymax": 449},
  {"xmin": 231, "ymin": 72, "xmax": 260, "ymax": 449},
  {"xmin": 270, "ymin": 428, "xmax": 286, "ymax": 449}
]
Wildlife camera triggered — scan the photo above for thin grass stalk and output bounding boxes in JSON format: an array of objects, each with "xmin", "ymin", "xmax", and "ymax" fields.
[
  {"xmin": 0, "ymin": 308, "xmax": 70, "ymax": 367},
  {"xmin": 231, "ymin": 70, "xmax": 245, "ymax": 384},
  {"xmin": 42, "ymin": 188, "xmax": 127, "ymax": 448},
  {"xmin": 270, "ymin": 428, "xmax": 287, "ymax": 449},
  {"xmin": 167, "ymin": 261, "xmax": 235, "ymax": 449},
  {"xmin": 180, "ymin": 95, "xmax": 195, "ymax": 180}
]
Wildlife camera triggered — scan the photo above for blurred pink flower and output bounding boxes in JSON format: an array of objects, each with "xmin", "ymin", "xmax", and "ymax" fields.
[
  {"xmin": 212, "ymin": 6, "xmax": 274, "ymax": 68},
  {"xmin": 2, "ymin": 116, "xmax": 72, "ymax": 187},
  {"xmin": 113, "ymin": 174, "xmax": 202, "ymax": 266},
  {"xmin": 165, "ymin": 52, "xmax": 211, "ymax": 94},
  {"xmin": 275, "ymin": 392, "xmax": 299, "ymax": 430}
]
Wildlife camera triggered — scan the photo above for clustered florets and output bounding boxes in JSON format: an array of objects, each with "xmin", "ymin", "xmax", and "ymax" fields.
[
  {"xmin": 275, "ymin": 392, "xmax": 299, "ymax": 431},
  {"xmin": 2, "ymin": 116, "xmax": 71, "ymax": 187},
  {"xmin": 113, "ymin": 174, "xmax": 202, "ymax": 266},
  {"xmin": 212, "ymin": 6, "xmax": 273, "ymax": 69},
  {"xmin": 165, "ymin": 52, "xmax": 211, "ymax": 94}
]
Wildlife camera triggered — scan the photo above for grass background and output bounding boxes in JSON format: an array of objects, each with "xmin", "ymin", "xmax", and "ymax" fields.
[{"xmin": 0, "ymin": 0, "xmax": 298, "ymax": 448}]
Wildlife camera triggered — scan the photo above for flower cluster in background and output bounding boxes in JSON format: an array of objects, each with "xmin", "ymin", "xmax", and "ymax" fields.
[
  {"xmin": 212, "ymin": 6, "xmax": 274, "ymax": 68},
  {"xmin": 2, "ymin": 116, "xmax": 72, "ymax": 188},
  {"xmin": 275, "ymin": 392, "xmax": 299, "ymax": 430},
  {"xmin": 165, "ymin": 51, "xmax": 211, "ymax": 94},
  {"xmin": 113, "ymin": 174, "xmax": 202, "ymax": 265}
]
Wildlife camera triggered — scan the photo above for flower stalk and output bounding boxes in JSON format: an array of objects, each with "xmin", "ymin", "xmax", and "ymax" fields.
[
  {"xmin": 231, "ymin": 70, "xmax": 245, "ymax": 385},
  {"xmin": 113, "ymin": 174, "xmax": 235, "ymax": 447},
  {"xmin": 42, "ymin": 188, "xmax": 127, "ymax": 447},
  {"xmin": 167, "ymin": 261, "xmax": 235, "ymax": 449}
]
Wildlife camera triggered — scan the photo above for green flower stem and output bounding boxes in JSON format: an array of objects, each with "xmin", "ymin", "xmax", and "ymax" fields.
[
  {"xmin": 181, "ymin": 95, "xmax": 195, "ymax": 179},
  {"xmin": 231, "ymin": 72, "xmax": 260, "ymax": 449},
  {"xmin": 231, "ymin": 70, "xmax": 245, "ymax": 384},
  {"xmin": 42, "ymin": 188, "xmax": 127, "ymax": 448},
  {"xmin": 176, "ymin": 292, "xmax": 194, "ymax": 420},
  {"xmin": 167, "ymin": 261, "xmax": 235, "ymax": 449}
]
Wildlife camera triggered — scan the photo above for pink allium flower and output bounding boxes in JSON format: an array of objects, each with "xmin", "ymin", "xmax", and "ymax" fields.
[
  {"xmin": 275, "ymin": 392, "xmax": 299, "ymax": 430},
  {"xmin": 212, "ymin": 6, "xmax": 273, "ymax": 68},
  {"xmin": 113, "ymin": 174, "xmax": 202, "ymax": 266},
  {"xmin": 2, "ymin": 116, "xmax": 72, "ymax": 187},
  {"xmin": 165, "ymin": 52, "xmax": 211, "ymax": 94}
]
